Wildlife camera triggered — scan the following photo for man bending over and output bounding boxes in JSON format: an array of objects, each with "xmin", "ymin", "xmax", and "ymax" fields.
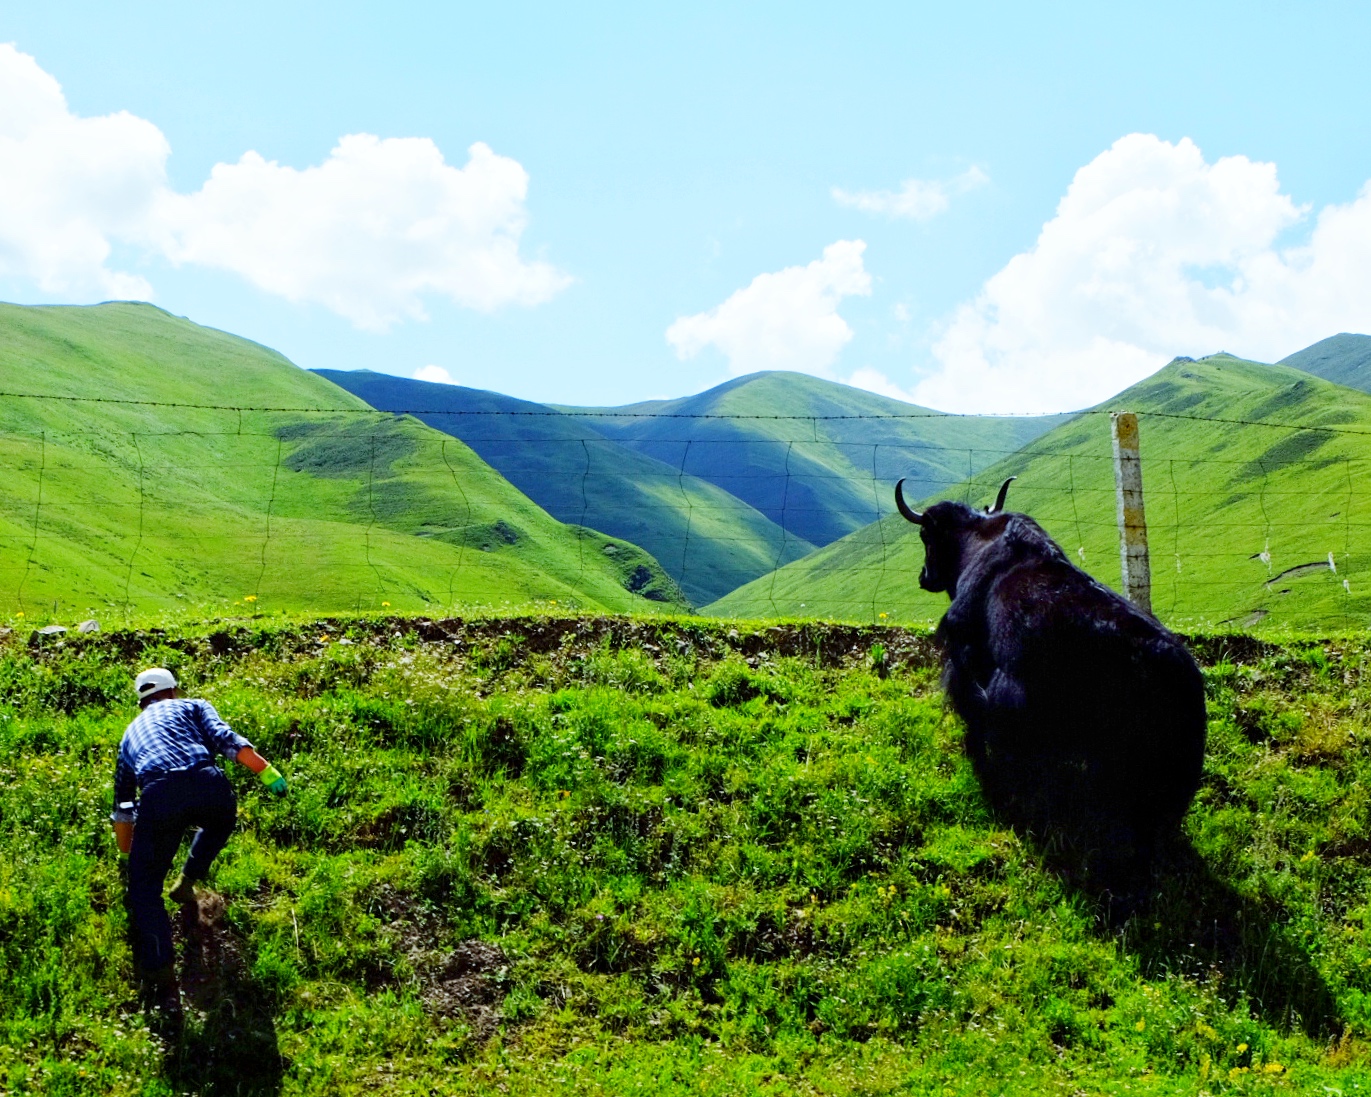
[{"xmin": 110, "ymin": 667, "xmax": 288, "ymax": 1011}]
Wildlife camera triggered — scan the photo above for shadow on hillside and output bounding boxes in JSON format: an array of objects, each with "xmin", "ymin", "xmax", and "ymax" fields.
[
  {"xmin": 1104, "ymin": 839, "xmax": 1340, "ymax": 1039},
  {"xmin": 159, "ymin": 891, "xmax": 285, "ymax": 1096}
]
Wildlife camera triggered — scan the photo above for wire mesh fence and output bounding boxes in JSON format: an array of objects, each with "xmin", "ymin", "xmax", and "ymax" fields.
[{"xmin": 1, "ymin": 390, "xmax": 1368, "ymax": 631}]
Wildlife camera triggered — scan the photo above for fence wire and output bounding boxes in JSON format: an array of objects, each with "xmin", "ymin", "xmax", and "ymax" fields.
[{"xmin": 1, "ymin": 391, "xmax": 1368, "ymax": 631}]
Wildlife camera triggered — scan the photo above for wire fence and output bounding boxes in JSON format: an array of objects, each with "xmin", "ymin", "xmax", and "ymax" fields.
[{"xmin": 1, "ymin": 390, "xmax": 1368, "ymax": 631}]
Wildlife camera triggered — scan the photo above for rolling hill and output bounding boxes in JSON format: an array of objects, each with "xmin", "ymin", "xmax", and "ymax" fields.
[
  {"xmin": 314, "ymin": 370, "xmax": 813, "ymax": 605},
  {"xmin": 1280, "ymin": 333, "xmax": 1371, "ymax": 392},
  {"xmin": 561, "ymin": 372, "xmax": 1072, "ymax": 548},
  {"xmin": 710, "ymin": 352, "xmax": 1371, "ymax": 631},
  {"xmin": 0, "ymin": 303, "xmax": 686, "ymax": 619}
]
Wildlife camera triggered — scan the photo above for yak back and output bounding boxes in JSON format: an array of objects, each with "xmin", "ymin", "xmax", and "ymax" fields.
[{"xmin": 937, "ymin": 511, "xmax": 1206, "ymax": 831}]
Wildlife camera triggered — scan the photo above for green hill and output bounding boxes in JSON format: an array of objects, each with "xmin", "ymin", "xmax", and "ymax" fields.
[
  {"xmin": 1280, "ymin": 333, "xmax": 1371, "ymax": 392},
  {"xmin": 560, "ymin": 372, "xmax": 1071, "ymax": 548},
  {"xmin": 710, "ymin": 354, "xmax": 1371, "ymax": 631},
  {"xmin": 314, "ymin": 370, "xmax": 812, "ymax": 606},
  {"xmin": 0, "ymin": 303, "xmax": 686, "ymax": 618}
]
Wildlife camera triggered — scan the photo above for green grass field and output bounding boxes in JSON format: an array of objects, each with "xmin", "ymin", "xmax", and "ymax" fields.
[
  {"xmin": 0, "ymin": 303, "xmax": 686, "ymax": 620},
  {"xmin": 314, "ymin": 370, "xmax": 814, "ymax": 606},
  {"xmin": 4, "ymin": 616, "xmax": 1371, "ymax": 1095},
  {"xmin": 711, "ymin": 354, "xmax": 1371, "ymax": 631}
]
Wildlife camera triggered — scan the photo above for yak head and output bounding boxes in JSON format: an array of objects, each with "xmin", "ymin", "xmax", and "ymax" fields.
[{"xmin": 895, "ymin": 476, "xmax": 1016, "ymax": 596}]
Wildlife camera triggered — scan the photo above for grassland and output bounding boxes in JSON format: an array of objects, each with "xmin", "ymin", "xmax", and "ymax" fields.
[
  {"xmin": 4, "ymin": 615, "xmax": 1371, "ymax": 1095},
  {"xmin": 711, "ymin": 354, "xmax": 1371, "ymax": 631},
  {"xmin": 564, "ymin": 372, "xmax": 1071, "ymax": 548},
  {"xmin": 0, "ymin": 303, "xmax": 686, "ymax": 620},
  {"xmin": 314, "ymin": 370, "xmax": 813, "ymax": 606},
  {"xmin": 1281, "ymin": 334, "xmax": 1371, "ymax": 394}
]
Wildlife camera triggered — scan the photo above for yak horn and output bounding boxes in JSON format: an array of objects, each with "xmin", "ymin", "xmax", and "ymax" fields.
[
  {"xmin": 986, "ymin": 476, "xmax": 1017, "ymax": 515},
  {"xmin": 894, "ymin": 478, "xmax": 923, "ymax": 524}
]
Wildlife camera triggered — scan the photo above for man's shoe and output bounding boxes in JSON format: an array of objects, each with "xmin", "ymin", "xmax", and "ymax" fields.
[
  {"xmin": 141, "ymin": 964, "xmax": 184, "ymax": 1030},
  {"xmin": 167, "ymin": 874, "xmax": 196, "ymax": 905}
]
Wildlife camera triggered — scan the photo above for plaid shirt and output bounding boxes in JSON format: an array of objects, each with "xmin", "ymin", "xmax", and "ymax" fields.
[{"xmin": 111, "ymin": 698, "xmax": 252, "ymax": 820}]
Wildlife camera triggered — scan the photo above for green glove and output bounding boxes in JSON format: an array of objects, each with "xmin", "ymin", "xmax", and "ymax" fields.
[{"xmin": 259, "ymin": 763, "xmax": 288, "ymax": 796}]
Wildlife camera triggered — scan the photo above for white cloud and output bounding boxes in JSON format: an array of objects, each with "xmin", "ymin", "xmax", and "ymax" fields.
[
  {"xmin": 413, "ymin": 364, "xmax": 456, "ymax": 385},
  {"xmin": 666, "ymin": 240, "xmax": 871, "ymax": 376},
  {"xmin": 0, "ymin": 44, "xmax": 568, "ymax": 328},
  {"xmin": 833, "ymin": 167, "xmax": 987, "ymax": 221},
  {"xmin": 157, "ymin": 137, "xmax": 570, "ymax": 331},
  {"xmin": 0, "ymin": 43, "xmax": 166, "ymax": 298},
  {"xmin": 914, "ymin": 133, "xmax": 1371, "ymax": 413}
]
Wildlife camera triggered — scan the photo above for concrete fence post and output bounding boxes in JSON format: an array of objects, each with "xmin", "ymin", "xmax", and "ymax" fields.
[{"xmin": 1110, "ymin": 411, "xmax": 1153, "ymax": 616}]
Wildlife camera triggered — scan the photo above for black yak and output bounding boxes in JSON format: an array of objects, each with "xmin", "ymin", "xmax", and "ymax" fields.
[{"xmin": 896, "ymin": 476, "xmax": 1206, "ymax": 888}]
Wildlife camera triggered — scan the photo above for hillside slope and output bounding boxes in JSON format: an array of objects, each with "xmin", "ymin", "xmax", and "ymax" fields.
[
  {"xmin": 1280, "ymin": 333, "xmax": 1371, "ymax": 392},
  {"xmin": 561, "ymin": 372, "xmax": 1071, "ymax": 547},
  {"xmin": 0, "ymin": 303, "xmax": 685, "ymax": 617},
  {"xmin": 314, "ymin": 370, "xmax": 812, "ymax": 605},
  {"xmin": 711, "ymin": 354, "xmax": 1371, "ymax": 630}
]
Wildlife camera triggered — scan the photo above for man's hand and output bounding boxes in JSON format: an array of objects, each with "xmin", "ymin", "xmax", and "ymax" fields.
[
  {"xmin": 258, "ymin": 764, "xmax": 288, "ymax": 796},
  {"xmin": 236, "ymin": 747, "xmax": 287, "ymax": 796}
]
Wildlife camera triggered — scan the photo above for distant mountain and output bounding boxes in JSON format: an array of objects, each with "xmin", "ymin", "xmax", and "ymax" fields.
[
  {"xmin": 561, "ymin": 372, "xmax": 1071, "ymax": 548},
  {"xmin": 314, "ymin": 370, "xmax": 813, "ymax": 606},
  {"xmin": 0, "ymin": 303, "xmax": 686, "ymax": 617},
  {"xmin": 1280, "ymin": 333, "xmax": 1371, "ymax": 392},
  {"xmin": 711, "ymin": 354, "xmax": 1371, "ymax": 631}
]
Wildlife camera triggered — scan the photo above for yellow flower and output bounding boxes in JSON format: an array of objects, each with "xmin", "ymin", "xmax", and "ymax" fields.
[
  {"xmin": 878, "ymin": 612, "xmax": 888, "ymax": 619},
  {"xmin": 1263, "ymin": 1062, "xmax": 1284, "ymax": 1074},
  {"xmin": 692, "ymin": 957, "xmax": 701, "ymax": 966},
  {"xmin": 1135, "ymin": 1019, "xmax": 1146, "ymax": 1032},
  {"xmin": 382, "ymin": 601, "xmax": 391, "ymax": 607},
  {"xmin": 243, "ymin": 594, "xmax": 258, "ymax": 603},
  {"xmin": 15, "ymin": 612, "xmax": 23, "ymax": 618},
  {"xmin": 1236, "ymin": 1042, "xmax": 1248, "ymax": 1054}
]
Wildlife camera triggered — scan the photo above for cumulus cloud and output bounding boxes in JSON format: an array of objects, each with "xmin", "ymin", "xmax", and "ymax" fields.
[
  {"xmin": 913, "ymin": 133, "xmax": 1371, "ymax": 413},
  {"xmin": 0, "ymin": 43, "xmax": 166, "ymax": 298},
  {"xmin": 833, "ymin": 166, "xmax": 987, "ymax": 221},
  {"xmin": 157, "ymin": 137, "xmax": 570, "ymax": 331},
  {"xmin": 0, "ymin": 44, "xmax": 568, "ymax": 327},
  {"xmin": 666, "ymin": 240, "xmax": 871, "ymax": 376},
  {"xmin": 413, "ymin": 364, "xmax": 456, "ymax": 385}
]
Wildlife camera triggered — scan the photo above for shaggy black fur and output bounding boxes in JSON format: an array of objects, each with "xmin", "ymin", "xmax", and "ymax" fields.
[{"xmin": 911, "ymin": 498, "xmax": 1207, "ymax": 892}]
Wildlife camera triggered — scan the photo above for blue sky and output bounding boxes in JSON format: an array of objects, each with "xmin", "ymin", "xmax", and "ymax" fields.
[{"xmin": 3, "ymin": 2, "xmax": 1371, "ymax": 410}]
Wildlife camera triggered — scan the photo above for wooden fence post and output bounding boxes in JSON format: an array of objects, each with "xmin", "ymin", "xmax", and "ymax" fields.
[{"xmin": 1110, "ymin": 412, "xmax": 1153, "ymax": 615}]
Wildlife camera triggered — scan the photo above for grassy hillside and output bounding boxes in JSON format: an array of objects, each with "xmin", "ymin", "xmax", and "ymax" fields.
[
  {"xmin": 562, "ymin": 372, "xmax": 1070, "ymax": 548},
  {"xmin": 4, "ymin": 617, "xmax": 1371, "ymax": 1095},
  {"xmin": 314, "ymin": 370, "xmax": 813, "ymax": 606},
  {"xmin": 711, "ymin": 354, "xmax": 1371, "ymax": 631},
  {"xmin": 0, "ymin": 303, "xmax": 686, "ymax": 618},
  {"xmin": 1280, "ymin": 334, "xmax": 1371, "ymax": 393}
]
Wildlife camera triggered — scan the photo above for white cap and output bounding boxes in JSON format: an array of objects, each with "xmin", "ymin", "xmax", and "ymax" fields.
[{"xmin": 134, "ymin": 667, "xmax": 177, "ymax": 699}]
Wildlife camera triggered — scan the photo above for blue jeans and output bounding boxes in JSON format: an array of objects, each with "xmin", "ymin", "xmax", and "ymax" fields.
[{"xmin": 127, "ymin": 765, "xmax": 236, "ymax": 972}]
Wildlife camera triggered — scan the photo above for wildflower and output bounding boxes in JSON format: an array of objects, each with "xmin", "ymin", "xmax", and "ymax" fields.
[
  {"xmin": 1135, "ymin": 1019, "xmax": 1146, "ymax": 1032},
  {"xmin": 15, "ymin": 612, "xmax": 23, "ymax": 618},
  {"xmin": 382, "ymin": 601, "xmax": 391, "ymax": 607},
  {"xmin": 878, "ymin": 612, "xmax": 888, "ymax": 619},
  {"xmin": 244, "ymin": 594, "xmax": 258, "ymax": 603},
  {"xmin": 1263, "ymin": 1062, "xmax": 1284, "ymax": 1074},
  {"xmin": 1301, "ymin": 849, "xmax": 1316, "ymax": 863},
  {"xmin": 1236, "ymin": 1043, "xmax": 1248, "ymax": 1054},
  {"xmin": 692, "ymin": 957, "xmax": 701, "ymax": 966}
]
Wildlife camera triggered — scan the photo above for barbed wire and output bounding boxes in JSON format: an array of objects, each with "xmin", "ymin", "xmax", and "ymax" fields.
[{"xmin": 1, "ymin": 392, "xmax": 1368, "ymax": 629}]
